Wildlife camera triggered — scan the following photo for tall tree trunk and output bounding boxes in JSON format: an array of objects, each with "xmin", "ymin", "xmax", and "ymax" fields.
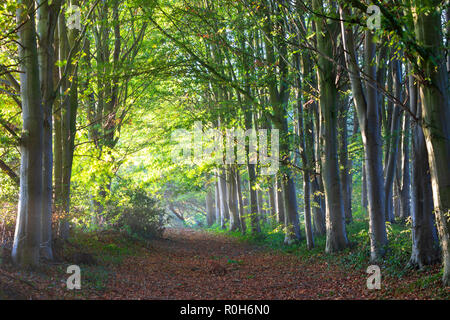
[
  {"xmin": 340, "ymin": 8, "xmax": 387, "ymax": 261},
  {"xmin": 257, "ymin": 190, "xmax": 265, "ymax": 225},
  {"xmin": 91, "ymin": 0, "xmax": 109, "ymax": 219},
  {"xmin": 348, "ymin": 111, "xmax": 359, "ymax": 215},
  {"xmin": 296, "ymin": 60, "xmax": 314, "ymax": 248},
  {"xmin": 214, "ymin": 172, "xmax": 221, "ymax": 224},
  {"xmin": 53, "ymin": 18, "xmax": 63, "ymax": 236},
  {"xmin": 338, "ymin": 97, "xmax": 352, "ymax": 223},
  {"xmin": 312, "ymin": 174, "xmax": 326, "ymax": 235},
  {"xmin": 361, "ymin": 162, "xmax": 368, "ymax": 210},
  {"xmin": 399, "ymin": 112, "xmax": 411, "ymax": 221},
  {"xmin": 267, "ymin": 177, "xmax": 277, "ymax": 227},
  {"xmin": 314, "ymin": 0, "xmax": 348, "ymax": 252},
  {"xmin": 236, "ymin": 169, "xmax": 246, "ymax": 233},
  {"xmin": 412, "ymin": 1, "xmax": 450, "ymax": 285},
  {"xmin": 263, "ymin": 1, "xmax": 300, "ymax": 244},
  {"xmin": 240, "ymin": 27, "xmax": 260, "ymax": 234},
  {"xmin": 275, "ymin": 177, "xmax": 285, "ymax": 226},
  {"xmin": 58, "ymin": 10, "xmax": 78, "ymax": 239},
  {"xmin": 384, "ymin": 60, "xmax": 403, "ymax": 223},
  {"xmin": 311, "ymin": 104, "xmax": 326, "ymax": 235},
  {"xmin": 12, "ymin": 0, "xmax": 44, "ymax": 268},
  {"xmin": 384, "ymin": 70, "xmax": 394, "ymax": 170},
  {"xmin": 37, "ymin": 0, "xmax": 61, "ymax": 260},
  {"xmin": 281, "ymin": 175, "xmax": 301, "ymax": 244},
  {"xmin": 103, "ymin": 0, "xmax": 121, "ymax": 149},
  {"xmin": 206, "ymin": 175, "xmax": 215, "ymax": 227},
  {"xmin": 219, "ymin": 167, "xmax": 229, "ymax": 229},
  {"xmin": 247, "ymin": 163, "xmax": 260, "ymax": 233},
  {"xmin": 393, "ymin": 150, "xmax": 402, "ymax": 219},
  {"xmin": 297, "ymin": 30, "xmax": 316, "ymax": 246},
  {"xmin": 408, "ymin": 71, "xmax": 440, "ymax": 268},
  {"xmin": 227, "ymin": 166, "xmax": 240, "ymax": 231}
]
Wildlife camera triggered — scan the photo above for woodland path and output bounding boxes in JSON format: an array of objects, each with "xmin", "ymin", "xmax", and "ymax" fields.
[
  {"xmin": 1, "ymin": 228, "xmax": 446, "ymax": 299},
  {"xmin": 102, "ymin": 228, "xmax": 382, "ymax": 299}
]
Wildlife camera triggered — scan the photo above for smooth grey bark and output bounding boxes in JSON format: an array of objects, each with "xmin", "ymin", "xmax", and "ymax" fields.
[
  {"xmin": 236, "ymin": 169, "xmax": 246, "ymax": 233},
  {"xmin": 377, "ymin": 42, "xmax": 389, "ymax": 133},
  {"xmin": 305, "ymin": 63, "xmax": 327, "ymax": 236},
  {"xmin": 311, "ymin": 175, "xmax": 326, "ymax": 235},
  {"xmin": 275, "ymin": 177, "xmax": 285, "ymax": 226},
  {"xmin": 243, "ymin": 196, "xmax": 249, "ymax": 217},
  {"xmin": 340, "ymin": 8, "xmax": 387, "ymax": 261},
  {"xmin": 37, "ymin": 0, "xmax": 53, "ymax": 260},
  {"xmin": 297, "ymin": 37, "xmax": 315, "ymax": 247},
  {"xmin": 214, "ymin": 172, "xmax": 221, "ymax": 223},
  {"xmin": 384, "ymin": 66, "xmax": 394, "ymax": 170},
  {"xmin": 53, "ymin": 19, "xmax": 63, "ymax": 232},
  {"xmin": 412, "ymin": 2, "xmax": 450, "ymax": 285},
  {"xmin": 12, "ymin": 0, "xmax": 44, "ymax": 268},
  {"xmin": 103, "ymin": 0, "xmax": 121, "ymax": 149},
  {"xmin": 408, "ymin": 72, "xmax": 440, "ymax": 268},
  {"xmin": 314, "ymin": 0, "xmax": 348, "ymax": 252},
  {"xmin": 384, "ymin": 60, "xmax": 403, "ymax": 223},
  {"xmin": 257, "ymin": 190, "xmax": 265, "ymax": 225},
  {"xmin": 281, "ymin": 175, "xmax": 302, "ymax": 244},
  {"xmin": 393, "ymin": 148, "xmax": 402, "ymax": 219},
  {"xmin": 206, "ymin": 190, "xmax": 215, "ymax": 226},
  {"xmin": 84, "ymin": 39, "xmax": 97, "ymax": 144},
  {"xmin": 218, "ymin": 168, "xmax": 229, "ymax": 229},
  {"xmin": 399, "ymin": 112, "xmax": 411, "ymax": 221},
  {"xmin": 361, "ymin": 162, "xmax": 368, "ymax": 210},
  {"xmin": 348, "ymin": 110, "xmax": 358, "ymax": 216},
  {"xmin": 267, "ymin": 177, "xmax": 277, "ymax": 226},
  {"xmin": 37, "ymin": 0, "xmax": 61, "ymax": 260},
  {"xmin": 206, "ymin": 175, "xmax": 215, "ymax": 226},
  {"xmin": 58, "ymin": 11, "xmax": 78, "ymax": 239},
  {"xmin": 302, "ymin": 167, "xmax": 314, "ymax": 249},
  {"xmin": 311, "ymin": 102, "xmax": 326, "ymax": 236},
  {"xmin": 296, "ymin": 61, "xmax": 314, "ymax": 248},
  {"xmin": 338, "ymin": 97, "xmax": 352, "ymax": 224},
  {"xmin": 227, "ymin": 166, "xmax": 240, "ymax": 231},
  {"xmin": 247, "ymin": 163, "xmax": 260, "ymax": 233},
  {"xmin": 90, "ymin": 0, "xmax": 110, "ymax": 220},
  {"xmin": 362, "ymin": 31, "xmax": 389, "ymax": 259}
]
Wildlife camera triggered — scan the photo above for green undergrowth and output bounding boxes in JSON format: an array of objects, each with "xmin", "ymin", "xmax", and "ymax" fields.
[
  {"xmin": 67, "ymin": 229, "xmax": 145, "ymax": 264},
  {"xmin": 60, "ymin": 229, "xmax": 148, "ymax": 293}
]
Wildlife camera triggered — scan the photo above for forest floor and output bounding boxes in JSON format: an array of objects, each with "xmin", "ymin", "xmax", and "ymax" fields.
[{"xmin": 0, "ymin": 228, "xmax": 449, "ymax": 299}]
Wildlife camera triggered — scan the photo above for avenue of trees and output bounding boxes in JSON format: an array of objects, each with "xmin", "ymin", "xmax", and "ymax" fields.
[{"xmin": 0, "ymin": 0, "xmax": 449, "ymax": 287}]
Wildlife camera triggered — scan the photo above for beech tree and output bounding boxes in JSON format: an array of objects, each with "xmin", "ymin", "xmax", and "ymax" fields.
[
  {"xmin": 340, "ymin": 6, "xmax": 387, "ymax": 261},
  {"xmin": 12, "ymin": 0, "xmax": 44, "ymax": 268},
  {"xmin": 410, "ymin": 0, "xmax": 450, "ymax": 285},
  {"xmin": 312, "ymin": 0, "xmax": 349, "ymax": 252}
]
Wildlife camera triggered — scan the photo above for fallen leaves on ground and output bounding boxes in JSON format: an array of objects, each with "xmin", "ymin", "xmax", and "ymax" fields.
[{"xmin": 0, "ymin": 228, "xmax": 449, "ymax": 299}]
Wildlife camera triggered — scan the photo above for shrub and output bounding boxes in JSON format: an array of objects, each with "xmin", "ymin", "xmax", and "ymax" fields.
[{"xmin": 114, "ymin": 189, "xmax": 170, "ymax": 239}]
